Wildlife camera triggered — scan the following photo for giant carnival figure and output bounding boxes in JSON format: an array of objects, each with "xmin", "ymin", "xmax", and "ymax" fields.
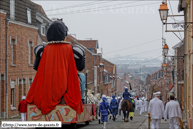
[
  {"xmin": 26, "ymin": 20, "xmax": 83, "ymax": 115},
  {"xmin": 121, "ymin": 87, "xmax": 133, "ymax": 122}
]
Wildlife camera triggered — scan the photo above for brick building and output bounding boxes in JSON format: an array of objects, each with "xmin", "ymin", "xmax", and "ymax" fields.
[
  {"xmin": 172, "ymin": 41, "xmax": 185, "ymax": 110},
  {"xmin": 0, "ymin": 0, "xmax": 116, "ymax": 118},
  {"xmin": 148, "ymin": 65, "xmax": 172, "ymax": 103},
  {"xmin": 0, "ymin": 0, "xmax": 38, "ymax": 118},
  {"xmin": 66, "ymin": 36, "xmax": 117, "ymax": 97},
  {"xmin": 0, "ymin": 0, "xmax": 51, "ymax": 118}
]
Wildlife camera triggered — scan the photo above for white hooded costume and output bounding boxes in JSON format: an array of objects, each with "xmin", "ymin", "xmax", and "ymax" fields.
[
  {"xmin": 137, "ymin": 98, "xmax": 143, "ymax": 115},
  {"xmin": 164, "ymin": 99, "xmax": 182, "ymax": 129},
  {"xmin": 148, "ymin": 92, "xmax": 164, "ymax": 129}
]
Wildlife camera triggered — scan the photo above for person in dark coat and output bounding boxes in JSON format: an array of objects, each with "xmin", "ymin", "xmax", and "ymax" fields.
[
  {"xmin": 110, "ymin": 95, "xmax": 118, "ymax": 121},
  {"xmin": 123, "ymin": 87, "xmax": 132, "ymax": 103},
  {"xmin": 99, "ymin": 97, "xmax": 112, "ymax": 129}
]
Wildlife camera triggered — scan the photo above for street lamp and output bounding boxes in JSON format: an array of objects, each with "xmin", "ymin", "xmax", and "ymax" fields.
[
  {"xmin": 159, "ymin": 2, "xmax": 169, "ymax": 23},
  {"xmin": 85, "ymin": 70, "xmax": 89, "ymax": 104},
  {"xmin": 163, "ymin": 43, "xmax": 169, "ymax": 55},
  {"xmin": 162, "ymin": 63, "xmax": 167, "ymax": 71}
]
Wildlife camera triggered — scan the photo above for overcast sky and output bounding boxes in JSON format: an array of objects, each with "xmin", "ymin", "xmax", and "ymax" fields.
[{"xmin": 32, "ymin": 0, "xmax": 184, "ymax": 60}]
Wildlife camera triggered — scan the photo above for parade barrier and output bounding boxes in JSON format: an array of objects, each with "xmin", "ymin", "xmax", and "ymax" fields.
[{"xmin": 27, "ymin": 104, "xmax": 94, "ymax": 128}]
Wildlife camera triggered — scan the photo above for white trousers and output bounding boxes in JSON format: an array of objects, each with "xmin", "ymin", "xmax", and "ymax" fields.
[
  {"xmin": 169, "ymin": 117, "xmax": 179, "ymax": 129},
  {"xmin": 121, "ymin": 110, "xmax": 124, "ymax": 119},
  {"xmin": 135, "ymin": 105, "xmax": 138, "ymax": 110},
  {"xmin": 145, "ymin": 106, "xmax": 147, "ymax": 112},
  {"xmin": 138, "ymin": 107, "xmax": 142, "ymax": 115},
  {"xmin": 121, "ymin": 110, "xmax": 128, "ymax": 119},
  {"xmin": 151, "ymin": 119, "xmax": 161, "ymax": 129},
  {"xmin": 21, "ymin": 113, "xmax": 26, "ymax": 121}
]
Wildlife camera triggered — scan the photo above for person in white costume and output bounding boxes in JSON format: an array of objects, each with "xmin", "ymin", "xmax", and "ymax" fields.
[
  {"xmin": 118, "ymin": 97, "xmax": 124, "ymax": 119},
  {"xmin": 164, "ymin": 95, "xmax": 182, "ymax": 129},
  {"xmin": 148, "ymin": 92, "xmax": 164, "ymax": 129},
  {"xmin": 144, "ymin": 98, "xmax": 148, "ymax": 112},
  {"xmin": 137, "ymin": 98, "xmax": 143, "ymax": 116},
  {"xmin": 134, "ymin": 97, "xmax": 139, "ymax": 110},
  {"xmin": 141, "ymin": 97, "xmax": 145, "ymax": 113}
]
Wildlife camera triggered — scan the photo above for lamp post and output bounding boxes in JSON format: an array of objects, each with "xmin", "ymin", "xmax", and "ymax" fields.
[
  {"xmin": 85, "ymin": 70, "xmax": 89, "ymax": 104},
  {"xmin": 163, "ymin": 44, "xmax": 169, "ymax": 56},
  {"xmin": 159, "ymin": 2, "xmax": 169, "ymax": 23},
  {"xmin": 162, "ymin": 43, "xmax": 184, "ymax": 59}
]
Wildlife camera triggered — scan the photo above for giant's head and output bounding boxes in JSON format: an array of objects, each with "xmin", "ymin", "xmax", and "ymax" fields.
[{"xmin": 46, "ymin": 20, "xmax": 68, "ymax": 42}]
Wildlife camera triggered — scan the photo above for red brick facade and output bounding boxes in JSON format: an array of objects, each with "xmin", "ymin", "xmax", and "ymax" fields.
[
  {"xmin": 177, "ymin": 43, "xmax": 184, "ymax": 110},
  {"xmin": 0, "ymin": 11, "xmax": 38, "ymax": 118}
]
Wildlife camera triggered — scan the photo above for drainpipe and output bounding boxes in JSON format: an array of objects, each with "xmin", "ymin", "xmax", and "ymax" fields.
[{"xmin": 5, "ymin": 16, "xmax": 9, "ymax": 119}]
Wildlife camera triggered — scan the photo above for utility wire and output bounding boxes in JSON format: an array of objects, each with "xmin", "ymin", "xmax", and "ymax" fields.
[
  {"xmin": 45, "ymin": 1, "xmax": 112, "ymax": 12},
  {"xmin": 46, "ymin": 0, "xmax": 148, "ymax": 12},
  {"xmin": 48, "ymin": 2, "xmax": 159, "ymax": 16},
  {"xmin": 106, "ymin": 48, "xmax": 161, "ymax": 59},
  {"xmin": 47, "ymin": 1, "xmax": 139, "ymax": 16},
  {"xmin": 168, "ymin": 0, "xmax": 183, "ymax": 39},
  {"xmin": 104, "ymin": 38, "xmax": 161, "ymax": 55},
  {"xmin": 128, "ymin": 55, "xmax": 162, "ymax": 67}
]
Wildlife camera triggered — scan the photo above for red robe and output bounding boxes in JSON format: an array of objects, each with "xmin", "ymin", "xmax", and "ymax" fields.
[
  {"xmin": 26, "ymin": 43, "xmax": 83, "ymax": 114},
  {"xmin": 18, "ymin": 100, "xmax": 27, "ymax": 113}
]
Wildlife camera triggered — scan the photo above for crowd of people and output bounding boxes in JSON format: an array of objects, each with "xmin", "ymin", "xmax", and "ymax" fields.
[{"xmin": 148, "ymin": 91, "xmax": 182, "ymax": 129}]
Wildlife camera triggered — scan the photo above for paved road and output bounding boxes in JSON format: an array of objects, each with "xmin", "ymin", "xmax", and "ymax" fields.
[
  {"xmin": 0, "ymin": 110, "xmax": 149, "ymax": 129},
  {"xmin": 62, "ymin": 110, "xmax": 147, "ymax": 129}
]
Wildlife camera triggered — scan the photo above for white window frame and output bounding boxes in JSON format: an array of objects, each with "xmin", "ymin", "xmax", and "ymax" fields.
[
  {"xmin": 27, "ymin": 7, "xmax": 31, "ymax": 24},
  {"xmin": 41, "ymin": 25, "xmax": 46, "ymax": 35},
  {"xmin": 10, "ymin": 80, "xmax": 16, "ymax": 110},
  {"xmin": 28, "ymin": 40, "xmax": 34, "ymax": 66},
  {"xmin": 10, "ymin": 36, "xmax": 17, "ymax": 66},
  {"xmin": 28, "ymin": 78, "xmax": 33, "ymax": 90},
  {"xmin": 10, "ymin": 0, "xmax": 15, "ymax": 20}
]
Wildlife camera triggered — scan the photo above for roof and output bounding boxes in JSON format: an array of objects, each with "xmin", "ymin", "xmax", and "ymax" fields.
[
  {"xmin": 67, "ymin": 36, "xmax": 94, "ymax": 55},
  {"xmin": 68, "ymin": 35, "xmax": 77, "ymax": 41},
  {"xmin": 169, "ymin": 83, "xmax": 174, "ymax": 91},
  {"xmin": 77, "ymin": 40, "xmax": 99, "ymax": 49},
  {"xmin": 32, "ymin": 2, "xmax": 47, "ymax": 16},
  {"xmin": 172, "ymin": 41, "xmax": 183, "ymax": 50}
]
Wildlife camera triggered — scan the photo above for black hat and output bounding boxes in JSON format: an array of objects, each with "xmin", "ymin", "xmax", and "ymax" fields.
[{"xmin": 46, "ymin": 20, "xmax": 68, "ymax": 42}]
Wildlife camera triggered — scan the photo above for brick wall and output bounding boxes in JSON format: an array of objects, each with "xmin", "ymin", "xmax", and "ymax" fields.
[
  {"xmin": 0, "ymin": 12, "xmax": 38, "ymax": 117},
  {"xmin": 177, "ymin": 43, "xmax": 184, "ymax": 109}
]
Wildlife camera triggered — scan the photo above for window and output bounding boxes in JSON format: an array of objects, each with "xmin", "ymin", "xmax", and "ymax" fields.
[
  {"xmin": 41, "ymin": 26, "xmax": 45, "ymax": 35},
  {"xmin": 11, "ymin": 38, "xmax": 16, "ymax": 66},
  {"xmin": 19, "ymin": 80, "xmax": 22, "ymax": 102},
  {"xmin": 28, "ymin": 41, "xmax": 33, "ymax": 66},
  {"xmin": 27, "ymin": 8, "xmax": 31, "ymax": 24},
  {"xmin": 29, "ymin": 78, "xmax": 33, "ymax": 90},
  {"xmin": 23, "ymin": 79, "xmax": 26, "ymax": 96},
  {"xmin": 10, "ymin": 0, "xmax": 15, "ymax": 19},
  {"xmin": 88, "ymin": 48, "xmax": 94, "ymax": 53},
  {"xmin": 11, "ymin": 80, "xmax": 16, "ymax": 109},
  {"xmin": 1, "ymin": 75, "xmax": 5, "ymax": 112}
]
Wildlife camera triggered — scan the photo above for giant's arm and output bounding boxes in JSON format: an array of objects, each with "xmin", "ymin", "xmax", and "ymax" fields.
[{"xmin": 33, "ymin": 45, "xmax": 44, "ymax": 71}]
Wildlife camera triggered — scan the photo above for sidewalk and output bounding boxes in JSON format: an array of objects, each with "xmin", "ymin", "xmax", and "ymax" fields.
[{"xmin": 0, "ymin": 117, "xmax": 21, "ymax": 125}]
